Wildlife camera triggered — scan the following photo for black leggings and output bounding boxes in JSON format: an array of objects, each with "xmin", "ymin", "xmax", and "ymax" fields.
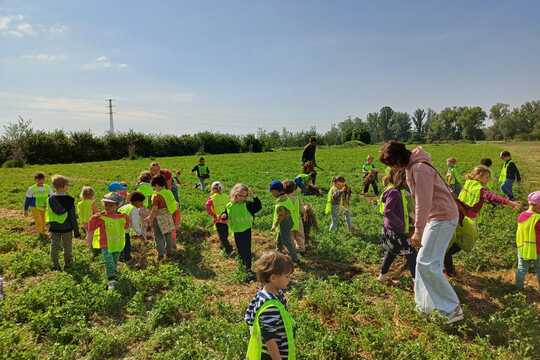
[
  {"xmin": 363, "ymin": 180, "xmax": 379, "ymax": 195},
  {"xmin": 380, "ymin": 250, "xmax": 417, "ymax": 278},
  {"xmin": 216, "ymin": 223, "xmax": 233, "ymax": 254},
  {"xmin": 444, "ymin": 244, "xmax": 462, "ymax": 274},
  {"xmin": 120, "ymin": 233, "xmax": 131, "ymax": 261},
  {"xmin": 234, "ymin": 228, "xmax": 252, "ymax": 271}
]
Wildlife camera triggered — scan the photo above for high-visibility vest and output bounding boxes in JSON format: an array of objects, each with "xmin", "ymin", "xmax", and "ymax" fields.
[
  {"xmin": 210, "ymin": 193, "xmax": 229, "ymax": 216},
  {"xmin": 272, "ymin": 196, "xmax": 298, "ymax": 233},
  {"xmin": 119, "ymin": 203, "xmax": 136, "ymax": 234},
  {"xmin": 362, "ymin": 162, "xmax": 375, "ymax": 174},
  {"xmin": 378, "ymin": 186, "xmax": 410, "ymax": 234},
  {"xmin": 30, "ymin": 184, "xmax": 50, "ymax": 209},
  {"xmin": 152, "ymin": 189, "xmax": 178, "ymax": 214},
  {"xmin": 289, "ymin": 194, "xmax": 301, "ymax": 232},
  {"xmin": 196, "ymin": 164, "xmax": 209, "ymax": 176},
  {"xmin": 325, "ymin": 186, "xmax": 349, "ymax": 215},
  {"xmin": 246, "ymin": 299, "xmax": 296, "ymax": 360},
  {"xmin": 137, "ymin": 182, "xmax": 153, "ymax": 208},
  {"xmin": 516, "ymin": 213, "xmax": 540, "ymax": 260},
  {"xmin": 446, "ymin": 166, "xmax": 460, "ymax": 185},
  {"xmin": 226, "ymin": 202, "xmax": 253, "ymax": 233},
  {"xmin": 45, "ymin": 199, "xmax": 68, "ymax": 224},
  {"xmin": 77, "ymin": 199, "xmax": 94, "ymax": 224},
  {"xmin": 498, "ymin": 160, "xmax": 514, "ymax": 183},
  {"xmin": 458, "ymin": 179, "xmax": 483, "ymax": 207},
  {"xmin": 93, "ymin": 214, "xmax": 127, "ymax": 252}
]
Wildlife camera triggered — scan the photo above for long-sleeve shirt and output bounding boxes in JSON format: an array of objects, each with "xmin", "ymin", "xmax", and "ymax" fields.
[
  {"xmin": 48, "ymin": 193, "xmax": 80, "ymax": 236},
  {"xmin": 517, "ymin": 211, "xmax": 540, "ymax": 255},
  {"xmin": 301, "ymin": 143, "xmax": 317, "ymax": 165},
  {"xmin": 505, "ymin": 160, "xmax": 521, "ymax": 182},
  {"xmin": 24, "ymin": 185, "xmax": 53, "ymax": 211},
  {"xmin": 462, "ymin": 188, "xmax": 510, "ymax": 219}
]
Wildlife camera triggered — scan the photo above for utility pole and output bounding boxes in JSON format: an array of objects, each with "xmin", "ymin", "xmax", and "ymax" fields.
[{"xmin": 107, "ymin": 98, "xmax": 115, "ymax": 134}]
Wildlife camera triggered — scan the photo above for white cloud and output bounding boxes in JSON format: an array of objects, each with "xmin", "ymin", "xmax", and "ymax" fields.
[
  {"xmin": 20, "ymin": 53, "xmax": 66, "ymax": 62},
  {"xmin": 82, "ymin": 56, "xmax": 129, "ymax": 71},
  {"xmin": 0, "ymin": 14, "xmax": 66, "ymax": 38}
]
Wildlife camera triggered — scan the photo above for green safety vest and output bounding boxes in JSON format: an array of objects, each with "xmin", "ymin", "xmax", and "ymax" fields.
[
  {"xmin": 446, "ymin": 166, "xmax": 460, "ymax": 185},
  {"xmin": 246, "ymin": 299, "xmax": 296, "ymax": 360},
  {"xmin": 458, "ymin": 179, "xmax": 483, "ymax": 207},
  {"xmin": 101, "ymin": 215, "xmax": 127, "ymax": 252},
  {"xmin": 77, "ymin": 199, "xmax": 94, "ymax": 224},
  {"xmin": 384, "ymin": 166, "xmax": 391, "ymax": 177},
  {"xmin": 498, "ymin": 160, "xmax": 514, "ymax": 184},
  {"xmin": 197, "ymin": 164, "xmax": 209, "ymax": 176},
  {"xmin": 297, "ymin": 173, "xmax": 311, "ymax": 186},
  {"xmin": 119, "ymin": 204, "xmax": 136, "ymax": 235},
  {"xmin": 153, "ymin": 189, "xmax": 178, "ymax": 214},
  {"xmin": 325, "ymin": 186, "xmax": 336, "ymax": 215},
  {"xmin": 210, "ymin": 192, "xmax": 229, "ymax": 216},
  {"xmin": 289, "ymin": 194, "xmax": 301, "ymax": 232},
  {"xmin": 362, "ymin": 162, "xmax": 375, "ymax": 173},
  {"xmin": 45, "ymin": 199, "xmax": 68, "ymax": 224},
  {"xmin": 378, "ymin": 186, "xmax": 410, "ymax": 234},
  {"xmin": 272, "ymin": 196, "xmax": 298, "ymax": 233},
  {"xmin": 226, "ymin": 202, "xmax": 253, "ymax": 233},
  {"xmin": 137, "ymin": 182, "xmax": 153, "ymax": 208},
  {"xmin": 31, "ymin": 184, "xmax": 50, "ymax": 209},
  {"xmin": 516, "ymin": 213, "xmax": 540, "ymax": 260}
]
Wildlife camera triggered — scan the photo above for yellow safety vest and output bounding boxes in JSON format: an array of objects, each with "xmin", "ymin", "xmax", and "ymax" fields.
[
  {"xmin": 137, "ymin": 182, "xmax": 154, "ymax": 208},
  {"xmin": 226, "ymin": 202, "xmax": 253, "ymax": 233},
  {"xmin": 272, "ymin": 196, "xmax": 298, "ymax": 233},
  {"xmin": 498, "ymin": 160, "xmax": 514, "ymax": 184},
  {"xmin": 45, "ymin": 200, "xmax": 68, "ymax": 224},
  {"xmin": 77, "ymin": 199, "xmax": 94, "ymax": 224},
  {"xmin": 30, "ymin": 184, "xmax": 50, "ymax": 209},
  {"xmin": 458, "ymin": 179, "xmax": 483, "ymax": 207},
  {"xmin": 92, "ymin": 214, "xmax": 127, "ymax": 252},
  {"xmin": 152, "ymin": 189, "xmax": 178, "ymax": 214},
  {"xmin": 516, "ymin": 213, "xmax": 540, "ymax": 260},
  {"xmin": 210, "ymin": 193, "xmax": 229, "ymax": 216},
  {"xmin": 246, "ymin": 299, "xmax": 296, "ymax": 360}
]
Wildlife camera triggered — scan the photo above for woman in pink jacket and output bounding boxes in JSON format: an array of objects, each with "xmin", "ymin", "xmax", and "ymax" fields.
[{"xmin": 380, "ymin": 141, "xmax": 463, "ymax": 324}]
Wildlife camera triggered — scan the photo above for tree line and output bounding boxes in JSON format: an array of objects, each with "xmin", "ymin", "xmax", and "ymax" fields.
[{"xmin": 1, "ymin": 99, "xmax": 539, "ymax": 166}]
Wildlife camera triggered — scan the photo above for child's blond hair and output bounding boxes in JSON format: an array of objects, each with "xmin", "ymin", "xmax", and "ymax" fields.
[
  {"xmin": 80, "ymin": 186, "xmax": 95, "ymax": 199},
  {"xmin": 51, "ymin": 175, "xmax": 69, "ymax": 190},
  {"xmin": 230, "ymin": 183, "xmax": 249, "ymax": 202},
  {"xmin": 465, "ymin": 165, "xmax": 491, "ymax": 181}
]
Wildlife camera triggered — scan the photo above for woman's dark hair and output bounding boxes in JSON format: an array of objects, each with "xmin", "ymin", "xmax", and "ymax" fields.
[
  {"xmin": 128, "ymin": 191, "xmax": 146, "ymax": 204},
  {"xmin": 380, "ymin": 141, "xmax": 411, "ymax": 167},
  {"xmin": 151, "ymin": 174, "xmax": 167, "ymax": 187}
]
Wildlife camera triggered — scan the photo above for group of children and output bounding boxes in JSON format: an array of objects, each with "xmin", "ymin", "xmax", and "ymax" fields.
[{"xmin": 15, "ymin": 149, "xmax": 540, "ymax": 359}]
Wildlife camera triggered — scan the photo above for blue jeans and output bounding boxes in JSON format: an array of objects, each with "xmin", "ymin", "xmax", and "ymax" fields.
[
  {"xmin": 500, "ymin": 179, "xmax": 514, "ymax": 200},
  {"xmin": 415, "ymin": 218, "xmax": 460, "ymax": 315},
  {"xmin": 515, "ymin": 255, "xmax": 540, "ymax": 289}
]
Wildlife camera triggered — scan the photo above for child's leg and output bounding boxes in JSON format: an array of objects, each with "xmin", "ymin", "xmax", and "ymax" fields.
[
  {"xmin": 279, "ymin": 223, "xmax": 298, "ymax": 262},
  {"xmin": 444, "ymin": 244, "xmax": 461, "ymax": 274},
  {"xmin": 294, "ymin": 219, "xmax": 306, "ymax": 251},
  {"xmin": 153, "ymin": 219, "xmax": 166, "ymax": 258},
  {"xmin": 405, "ymin": 248, "xmax": 418, "ymax": 279},
  {"xmin": 101, "ymin": 248, "xmax": 117, "ymax": 280},
  {"xmin": 199, "ymin": 177, "xmax": 205, "ymax": 191},
  {"xmin": 329, "ymin": 205, "xmax": 339, "ymax": 231},
  {"xmin": 344, "ymin": 210, "xmax": 353, "ymax": 232},
  {"xmin": 372, "ymin": 181, "xmax": 379, "ymax": 196},
  {"xmin": 234, "ymin": 229, "xmax": 252, "ymax": 270},
  {"xmin": 501, "ymin": 179, "xmax": 514, "ymax": 200},
  {"xmin": 216, "ymin": 223, "xmax": 233, "ymax": 254},
  {"xmin": 50, "ymin": 232, "xmax": 62, "ymax": 269},
  {"xmin": 363, "ymin": 181, "xmax": 369, "ymax": 194},
  {"xmin": 121, "ymin": 233, "xmax": 131, "ymax": 261},
  {"xmin": 164, "ymin": 232, "xmax": 173, "ymax": 256},
  {"xmin": 62, "ymin": 233, "xmax": 73, "ymax": 268},
  {"xmin": 380, "ymin": 250, "xmax": 398, "ymax": 275},
  {"xmin": 31, "ymin": 208, "xmax": 46, "ymax": 234},
  {"xmin": 535, "ymin": 258, "xmax": 540, "ymax": 289},
  {"xmin": 515, "ymin": 255, "xmax": 529, "ymax": 289}
]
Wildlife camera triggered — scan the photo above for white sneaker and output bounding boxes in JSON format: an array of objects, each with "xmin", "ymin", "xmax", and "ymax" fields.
[
  {"xmin": 446, "ymin": 305, "xmax": 464, "ymax": 324},
  {"xmin": 377, "ymin": 273, "xmax": 387, "ymax": 282},
  {"xmin": 107, "ymin": 280, "xmax": 117, "ymax": 290}
]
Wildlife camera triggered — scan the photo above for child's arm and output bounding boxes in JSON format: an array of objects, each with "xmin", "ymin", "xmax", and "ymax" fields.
[
  {"xmin": 68, "ymin": 202, "xmax": 81, "ymax": 238},
  {"xmin": 91, "ymin": 202, "xmax": 99, "ymax": 214},
  {"xmin": 481, "ymin": 188, "xmax": 521, "ymax": 209},
  {"xmin": 191, "ymin": 165, "xmax": 198, "ymax": 173},
  {"xmin": 205, "ymin": 198, "xmax": 216, "ymax": 218},
  {"xmin": 23, "ymin": 187, "xmax": 35, "ymax": 215},
  {"xmin": 246, "ymin": 196, "xmax": 262, "ymax": 215},
  {"xmin": 264, "ymin": 339, "xmax": 281, "ymax": 360},
  {"xmin": 272, "ymin": 206, "xmax": 289, "ymax": 231}
]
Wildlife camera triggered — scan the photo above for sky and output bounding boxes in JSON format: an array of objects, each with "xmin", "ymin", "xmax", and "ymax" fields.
[{"xmin": 1, "ymin": 0, "xmax": 540, "ymax": 135}]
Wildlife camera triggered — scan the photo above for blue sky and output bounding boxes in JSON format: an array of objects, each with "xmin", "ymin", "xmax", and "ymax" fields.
[{"xmin": 1, "ymin": 0, "xmax": 539, "ymax": 135}]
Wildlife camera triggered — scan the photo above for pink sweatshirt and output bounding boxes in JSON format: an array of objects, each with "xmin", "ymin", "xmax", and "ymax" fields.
[{"xmin": 406, "ymin": 147, "xmax": 458, "ymax": 233}]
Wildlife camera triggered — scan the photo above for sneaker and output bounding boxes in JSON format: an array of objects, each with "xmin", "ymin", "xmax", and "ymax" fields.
[
  {"xmin": 107, "ymin": 280, "xmax": 117, "ymax": 291},
  {"xmin": 446, "ymin": 305, "xmax": 464, "ymax": 324},
  {"xmin": 377, "ymin": 273, "xmax": 387, "ymax": 282}
]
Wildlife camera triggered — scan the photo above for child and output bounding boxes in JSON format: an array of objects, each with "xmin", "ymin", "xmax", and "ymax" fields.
[
  {"xmin": 118, "ymin": 191, "xmax": 146, "ymax": 262},
  {"xmin": 446, "ymin": 157, "xmax": 461, "ymax": 196},
  {"xmin": 136, "ymin": 171, "xmax": 154, "ymax": 208},
  {"xmin": 223, "ymin": 183, "xmax": 262, "ymax": 281},
  {"xmin": 362, "ymin": 155, "xmax": 379, "ymax": 196},
  {"xmin": 378, "ymin": 168, "xmax": 417, "ymax": 282},
  {"xmin": 159, "ymin": 168, "xmax": 182, "ymax": 248},
  {"xmin": 245, "ymin": 251, "xmax": 296, "ymax": 360},
  {"xmin": 282, "ymin": 180, "xmax": 305, "ymax": 252},
  {"xmin": 515, "ymin": 191, "xmax": 540, "ymax": 290},
  {"xmin": 499, "ymin": 151, "xmax": 521, "ymax": 200},
  {"xmin": 326, "ymin": 176, "xmax": 353, "ymax": 232},
  {"xmin": 192, "ymin": 157, "xmax": 210, "ymax": 191},
  {"xmin": 145, "ymin": 174, "xmax": 178, "ymax": 261},
  {"xmin": 205, "ymin": 181, "xmax": 233, "ymax": 256},
  {"xmin": 77, "ymin": 186, "xmax": 98, "ymax": 235},
  {"xmin": 480, "ymin": 158, "xmax": 492, "ymax": 168},
  {"xmin": 296, "ymin": 163, "xmax": 322, "ymax": 196},
  {"xmin": 270, "ymin": 181, "xmax": 299, "ymax": 264},
  {"xmin": 24, "ymin": 171, "xmax": 52, "ymax": 236},
  {"xmin": 444, "ymin": 165, "xmax": 520, "ymax": 276},
  {"xmin": 46, "ymin": 175, "xmax": 80, "ymax": 270},
  {"xmin": 149, "ymin": 161, "xmax": 161, "ymax": 177},
  {"xmin": 87, "ymin": 192, "xmax": 129, "ymax": 290}
]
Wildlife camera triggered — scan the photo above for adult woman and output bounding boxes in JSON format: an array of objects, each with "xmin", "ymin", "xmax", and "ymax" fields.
[{"xmin": 380, "ymin": 141, "xmax": 463, "ymax": 323}]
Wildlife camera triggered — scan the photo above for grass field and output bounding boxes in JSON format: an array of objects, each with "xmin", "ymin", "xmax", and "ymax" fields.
[{"xmin": 0, "ymin": 143, "xmax": 539, "ymax": 359}]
